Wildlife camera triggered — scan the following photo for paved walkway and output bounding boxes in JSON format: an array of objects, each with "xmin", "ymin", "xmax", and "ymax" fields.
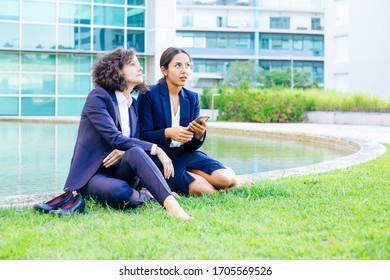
[{"xmin": 1, "ymin": 122, "xmax": 389, "ymax": 208}]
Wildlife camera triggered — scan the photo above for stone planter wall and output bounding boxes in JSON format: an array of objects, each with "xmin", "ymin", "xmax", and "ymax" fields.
[
  {"xmin": 305, "ymin": 112, "xmax": 390, "ymax": 126},
  {"xmin": 200, "ymin": 109, "xmax": 390, "ymax": 126}
]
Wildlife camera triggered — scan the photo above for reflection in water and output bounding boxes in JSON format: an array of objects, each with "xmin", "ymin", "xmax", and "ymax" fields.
[
  {"xmin": 0, "ymin": 122, "xmax": 353, "ymax": 196},
  {"xmin": 201, "ymin": 132, "xmax": 353, "ymax": 175}
]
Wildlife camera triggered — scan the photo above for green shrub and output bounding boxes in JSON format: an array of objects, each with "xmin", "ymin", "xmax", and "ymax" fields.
[
  {"xmin": 213, "ymin": 86, "xmax": 390, "ymax": 123},
  {"xmin": 218, "ymin": 87, "xmax": 309, "ymax": 123},
  {"xmin": 200, "ymin": 87, "xmax": 213, "ymax": 109},
  {"xmin": 304, "ymin": 89, "xmax": 390, "ymax": 112}
]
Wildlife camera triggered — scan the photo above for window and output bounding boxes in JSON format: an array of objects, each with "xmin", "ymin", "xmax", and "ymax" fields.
[
  {"xmin": 58, "ymin": 74, "xmax": 91, "ymax": 95},
  {"xmin": 311, "ymin": 18, "xmax": 322, "ymax": 30},
  {"xmin": 0, "ymin": 97, "xmax": 18, "ymax": 116},
  {"xmin": 176, "ymin": 31, "xmax": 252, "ymax": 50},
  {"xmin": 281, "ymin": 35, "xmax": 291, "ymax": 50},
  {"xmin": 22, "ymin": 24, "xmax": 56, "ymax": 49},
  {"xmin": 94, "ymin": 6, "xmax": 124, "ymax": 26},
  {"xmin": 0, "ymin": 52, "xmax": 19, "ymax": 71},
  {"xmin": 270, "ymin": 17, "xmax": 290, "ymax": 29},
  {"xmin": 21, "ymin": 97, "xmax": 55, "ymax": 116},
  {"xmin": 22, "ymin": 0, "xmax": 56, "ymax": 23},
  {"xmin": 58, "ymin": 26, "xmax": 91, "ymax": 51},
  {"xmin": 0, "ymin": 0, "xmax": 19, "ymax": 20},
  {"xmin": 0, "ymin": 74, "xmax": 19, "ymax": 94},
  {"xmin": 182, "ymin": 15, "xmax": 193, "ymax": 27},
  {"xmin": 21, "ymin": 54, "xmax": 56, "ymax": 72},
  {"xmin": 127, "ymin": 30, "xmax": 144, "ymax": 52},
  {"xmin": 21, "ymin": 74, "xmax": 55, "ymax": 95},
  {"xmin": 95, "ymin": 0, "xmax": 124, "ymax": 4},
  {"xmin": 261, "ymin": 34, "xmax": 270, "ymax": 49},
  {"xmin": 293, "ymin": 36, "xmax": 303, "ymax": 50},
  {"xmin": 93, "ymin": 28, "xmax": 124, "ymax": 51},
  {"xmin": 193, "ymin": 59, "xmax": 237, "ymax": 73},
  {"xmin": 59, "ymin": 3, "xmax": 91, "ymax": 24},
  {"xmin": 217, "ymin": 16, "xmax": 227, "ymax": 27},
  {"xmin": 58, "ymin": 55, "xmax": 91, "ymax": 73},
  {"xmin": 313, "ymin": 36, "xmax": 324, "ymax": 56},
  {"xmin": 206, "ymin": 33, "xmax": 217, "ymax": 48},
  {"xmin": 58, "ymin": 98, "xmax": 87, "ymax": 117},
  {"xmin": 271, "ymin": 35, "xmax": 282, "ymax": 50},
  {"xmin": 127, "ymin": 8, "xmax": 144, "ymax": 27},
  {"xmin": 128, "ymin": 0, "xmax": 144, "ymax": 5},
  {"xmin": 0, "ymin": 23, "xmax": 19, "ymax": 48}
]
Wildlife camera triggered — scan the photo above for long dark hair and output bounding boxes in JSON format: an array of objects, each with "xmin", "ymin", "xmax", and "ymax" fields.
[
  {"xmin": 92, "ymin": 47, "xmax": 148, "ymax": 93},
  {"xmin": 158, "ymin": 47, "xmax": 192, "ymax": 83}
]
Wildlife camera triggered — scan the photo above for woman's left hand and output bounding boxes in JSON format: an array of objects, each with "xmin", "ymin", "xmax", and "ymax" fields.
[
  {"xmin": 103, "ymin": 149, "xmax": 125, "ymax": 168},
  {"xmin": 156, "ymin": 147, "xmax": 174, "ymax": 179},
  {"xmin": 188, "ymin": 119, "xmax": 207, "ymax": 140}
]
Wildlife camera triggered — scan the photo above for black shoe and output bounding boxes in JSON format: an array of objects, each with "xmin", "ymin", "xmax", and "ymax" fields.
[
  {"xmin": 33, "ymin": 191, "xmax": 74, "ymax": 213},
  {"xmin": 49, "ymin": 193, "xmax": 85, "ymax": 216},
  {"xmin": 139, "ymin": 191, "xmax": 156, "ymax": 203}
]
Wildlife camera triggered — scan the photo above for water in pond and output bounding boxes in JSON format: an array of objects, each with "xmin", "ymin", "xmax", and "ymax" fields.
[{"xmin": 0, "ymin": 122, "xmax": 353, "ymax": 196}]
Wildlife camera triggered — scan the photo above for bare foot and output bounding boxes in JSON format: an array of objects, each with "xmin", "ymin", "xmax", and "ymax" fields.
[
  {"xmin": 172, "ymin": 191, "xmax": 180, "ymax": 199},
  {"xmin": 163, "ymin": 195, "xmax": 193, "ymax": 221},
  {"xmin": 229, "ymin": 177, "xmax": 255, "ymax": 190}
]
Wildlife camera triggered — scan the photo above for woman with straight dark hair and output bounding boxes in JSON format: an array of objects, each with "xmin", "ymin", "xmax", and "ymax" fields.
[{"xmin": 138, "ymin": 47, "xmax": 246, "ymax": 196}]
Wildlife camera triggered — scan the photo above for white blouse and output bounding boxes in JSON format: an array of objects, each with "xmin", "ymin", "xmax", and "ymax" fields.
[{"xmin": 169, "ymin": 100, "xmax": 183, "ymax": 148}]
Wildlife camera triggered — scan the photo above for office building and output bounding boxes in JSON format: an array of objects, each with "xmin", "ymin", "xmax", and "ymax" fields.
[
  {"xmin": 175, "ymin": 0, "xmax": 325, "ymax": 92},
  {"xmin": 0, "ymin": 0, "xmax": 324, "ymax": 117}
]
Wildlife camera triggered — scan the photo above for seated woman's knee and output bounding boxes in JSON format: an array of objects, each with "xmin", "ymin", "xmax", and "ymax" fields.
[
  {"xmin": 122, "ymin": 146, "xmax": 147, "ymax": 163},
  {"xmin": 125, "ymin": 146, "xmax": 144, "ymax": 157},
  {"xmin": 212, "ymin": 169, "xmax": 234, "ymax": 189},
  {"xmin": 189, "ymin": 175, "xmax": 216, "ymax": 195}
]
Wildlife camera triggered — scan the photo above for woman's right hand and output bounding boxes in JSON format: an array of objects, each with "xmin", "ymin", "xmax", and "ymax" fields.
[
  {"xmin": 165, "ymin": 126, "xmax": 193, "ymax": 143},
  {"xmin": 156, "ymin": 147, "xmax": 174, "ymax": 179}
]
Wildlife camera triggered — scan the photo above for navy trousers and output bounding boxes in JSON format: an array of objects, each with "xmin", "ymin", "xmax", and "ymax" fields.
[{"xmin": 79, "ymin": 146, "xmax": 171, "ymax": 209}]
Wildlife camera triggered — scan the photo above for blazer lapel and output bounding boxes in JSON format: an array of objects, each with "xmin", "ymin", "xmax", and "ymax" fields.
[
  {"xmin": 110, "ymin": 91, "xmax": 122, "ymax": 131},
  {"xmin": 160, "ymin": 81, "xmax": 172, "ymax": 127},
  {"xmin": 179, "ymin": 89, "xmax": 190, "ymax": 126},
  {"xmin": 130, "ymin": 97, "xmax": 140, "ymax": 138}
]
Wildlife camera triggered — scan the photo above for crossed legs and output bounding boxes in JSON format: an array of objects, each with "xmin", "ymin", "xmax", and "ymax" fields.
[
  {"xmin": 188, "ymin": 166, "xmax": 238, "ymax": 195},
  {"xmin": 82, "ymin": 147, "xmax": 192, "ymax": 220},
  {"xmin": 116, "ymin": 147, "xmax": 192, "ymax": 220}
]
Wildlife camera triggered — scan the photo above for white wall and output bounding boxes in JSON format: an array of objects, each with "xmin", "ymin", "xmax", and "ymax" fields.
[
  {"xmin": 325, "ymin": 0, "xmax": 390, "ymax": 100},
  {"xmin": 146, "ymin": 0, "xmax": 177, "ymax": 84}
]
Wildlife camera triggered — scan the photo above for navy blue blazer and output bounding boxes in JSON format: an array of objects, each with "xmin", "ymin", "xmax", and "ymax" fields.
[
  {"xmin": 64, "ymin": 86, "xmax": 154, "ymax": 192},
  {"xmin": 138, "ymin": 80, "xmax": 205, "ymax": 159}
]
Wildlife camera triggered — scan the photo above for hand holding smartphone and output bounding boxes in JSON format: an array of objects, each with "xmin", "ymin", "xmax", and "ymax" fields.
[{"xmin": 195, "ymin": 116, "xmax": 210, "ymax": 124}]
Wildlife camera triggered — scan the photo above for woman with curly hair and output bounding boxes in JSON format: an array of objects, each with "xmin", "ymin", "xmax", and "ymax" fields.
[{"xmin": 42, "ymin": 47, "xmax": 192, "ymax": 220}]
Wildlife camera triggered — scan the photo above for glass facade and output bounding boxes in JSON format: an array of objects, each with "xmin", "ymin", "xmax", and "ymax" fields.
[
  {"xmin": 260, "ymin": 60, "xmax": 324, "ymax": 83},
  {"xmin": 0, "ymin": 0, "xmax": 324, "ymax": 117},
  {"xmin": 176, "ymin": 31, "xmax": 253, "ymax": 55},
  {"xmin": 193, "ymin": 59, "xmax": 236, "ymax": 73},
  {"xmin": 175, "ymin": 0, "xmax": 324, "ymax": 88},
  {"xmin": 260, "ymin": 33, "xmax": 324, "ymax": 56},
  {"xmin": 178, "ymin": 31, "xmax": 324, "ymax": 83},
  {"xmin": 177, "ymin": 0, "xmax": 255, "ymax": 6},
  {"xmin": 0, "ymin": 0, "xmax": 146, "ymax": 117}
]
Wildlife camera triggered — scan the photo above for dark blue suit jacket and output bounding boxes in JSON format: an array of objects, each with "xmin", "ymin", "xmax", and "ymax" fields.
[
  {"xmin": 138, "ymin": 80, "xmax": 205, "ymax": 160},
  {"xmin": 64, "ymin": 86, "xmax": 154, "ymax": 192}
]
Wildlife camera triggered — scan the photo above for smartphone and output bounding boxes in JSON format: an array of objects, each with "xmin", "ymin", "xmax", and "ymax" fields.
[{"xmin": 195, "ymin": 116, "xmax": 210, "ymax": 123}]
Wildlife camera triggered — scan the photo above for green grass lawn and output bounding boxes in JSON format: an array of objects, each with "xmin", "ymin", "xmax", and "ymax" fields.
[{"xmin": 1, "ymin": 145, "xmax": 389, "ymax": 260}]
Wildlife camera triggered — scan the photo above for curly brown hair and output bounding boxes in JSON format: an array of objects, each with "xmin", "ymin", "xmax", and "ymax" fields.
[{"xmin": 92, "ymin": 47, "xmax": 148, "ymax": 93}]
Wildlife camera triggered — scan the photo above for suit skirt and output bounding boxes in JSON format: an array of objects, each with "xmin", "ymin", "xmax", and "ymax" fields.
[{"xmin": 153, "ymin": 149, "xmax": 225, "ymax": 195}]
